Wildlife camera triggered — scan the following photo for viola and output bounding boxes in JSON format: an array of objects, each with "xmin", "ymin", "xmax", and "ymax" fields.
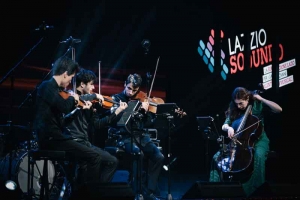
[
  {"xmin": 132, "ymin": 90, "xmax": 164, "ymax": 113},
  {"xmin": 132, "ymin": 90, "xmax": 186, "ymax": 117}
]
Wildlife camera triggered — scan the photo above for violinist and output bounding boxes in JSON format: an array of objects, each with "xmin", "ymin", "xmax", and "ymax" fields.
[
  {"xmin": 209, "ymin": 87, "xmax": 282, "ymax": 197},
  {"xmin": 33, "ymin": 56, "xmax": 105, "ymax": 189},
  {"xmin": 110, "ymin": 73, "xmax": 164, "ymax": 200},
  {"xmin": 63, "ymin": 68, "xmax": 128, "ymax": 185}
]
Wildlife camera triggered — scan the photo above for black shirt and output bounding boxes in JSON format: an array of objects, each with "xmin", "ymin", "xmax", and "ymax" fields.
[
  {"xmin": 34, "ymin": 78, "xmax": 76, "ymax": 141},
  {"xmin": 111, "ymin": 91, "xmax": 155, "ymax": 134}
]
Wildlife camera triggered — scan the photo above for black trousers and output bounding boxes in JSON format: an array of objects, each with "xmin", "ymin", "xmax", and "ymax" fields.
[
  {"xmin": 76, "ymin": 141, "xmax": 118, "ymax": 183},
  {"xmin": 123, "ymin": 136, "xmax": 164, "ymax": 193},
  {"xmin": 38, "ymin": 139, "xmax": 103, "ymax": 185}
]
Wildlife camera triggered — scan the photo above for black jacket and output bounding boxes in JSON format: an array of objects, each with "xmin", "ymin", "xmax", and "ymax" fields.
[
  {"xmin": 110, "ymin": 91, "xmax": 155, "ymax": 134},
  {"xmin": 63, "ymin": 91, "xmax": 118, "ymax": 142},
  {"xmin": 34, "ymin": 78, "xmax": 76, "ymax": 141}
]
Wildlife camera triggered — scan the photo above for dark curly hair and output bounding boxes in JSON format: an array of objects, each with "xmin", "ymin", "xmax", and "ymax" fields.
[
  {"xmin": 52, "ymin": 56, "xmax": 79, "ymax": 76},
  {"xmin": 125, "ymin": 73, "xmax": 142, "ymax": 88},
  {"xmin": 75, "ymin": 68, "xmax": 97, "ymax": 87}
]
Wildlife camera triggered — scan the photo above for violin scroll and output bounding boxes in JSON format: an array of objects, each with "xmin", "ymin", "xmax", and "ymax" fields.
[{"xmin": 175, "ymin": 108, "xmax": 187, "ymax": 118}]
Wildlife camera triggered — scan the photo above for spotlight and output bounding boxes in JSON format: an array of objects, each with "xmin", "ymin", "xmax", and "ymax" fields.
[
  {"xmin": 163, "ymin": 165, "xmax": 169, "ymax": 171},
  {"xmin": 163, "ymin": 157, "xmax": 178, "ymax": 171},
  {"xmin": 5, "ymin": 180, "xmax": 17, "ymax": 191}
]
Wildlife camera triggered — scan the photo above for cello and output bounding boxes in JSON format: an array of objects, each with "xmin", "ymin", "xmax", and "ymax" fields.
[{"xmin": 218, "ymin": 103, "xmax": 263, "ymax": 182}]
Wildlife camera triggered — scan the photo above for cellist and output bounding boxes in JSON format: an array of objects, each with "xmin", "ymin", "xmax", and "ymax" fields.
[{"xmin": 209, "ymin": 87, "xmax": 282, "ymax": 196}]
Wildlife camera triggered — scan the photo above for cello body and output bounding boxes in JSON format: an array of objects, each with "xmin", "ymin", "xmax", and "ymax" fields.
[{"xmin": 217, "ymin": 105, "xmax": 263, "ymax": 182}]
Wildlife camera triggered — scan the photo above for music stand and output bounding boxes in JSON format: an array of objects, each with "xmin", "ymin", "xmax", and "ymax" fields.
[
  {"xmin": 196, "ymin": 116, "xmax": 220, "ymax": 177},
  {"xmin": 196, "ymin": 116, "xmax": 219, "ymax": 141},
  {"xmin": 116, "ymin": 100, "xmax": 145, "ymax": 200},
  {"xmin": 156, "ymin": 103, "xmax": 177, "ymax": 200},
  {"xmin": 117, "ymin": 100, "xmax": 142, "ymax": 133}
]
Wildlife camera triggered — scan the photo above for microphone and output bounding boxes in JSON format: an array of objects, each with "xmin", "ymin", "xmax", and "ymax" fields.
[
  {"xmin": 141, "ymin": 39, "xmax": 151, "ymax": 54},
  {"xmin": 60, "ymin": 36, "xmax": 81, "ymax": 44},
  {"xmin": 141, "ymin": 39, "xmax": 151, "ymax": 49},
  {"xmin": 35, "ymin": 22, "xmax": 54, "ymax": 31}
]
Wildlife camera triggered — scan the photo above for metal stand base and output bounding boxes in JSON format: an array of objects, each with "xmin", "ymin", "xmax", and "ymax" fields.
[{"xmin": 135, "ymin": 193, "xmax": 144, "ymax": 200}]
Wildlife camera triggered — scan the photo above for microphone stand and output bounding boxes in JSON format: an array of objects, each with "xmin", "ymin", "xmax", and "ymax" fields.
[
  {"xmin": 0, "ymin": 37, "xmax": 44, "ymax": 86},
  {"xmin": 141, "ymin": 39, "xmax": 151, "ymax": 99},
  {"xmin": 60, "ymin": 37, "xmax": 81, "ymax": 118},
  {"xmin": 129, "ymin": 111, "xmax": 144, "ymax": 200},
  {"xmin": 18, "ymin": 36, "xmax": 77, "ymax": 110},
  {"xmin": 166, "ymin": 113, "xmax": 174, "ymax": 200},
  {"xmin": 17, "ymin": 36, "xmax": 76, "ymax": 199},
  {"xmin": 0, "ymin": 35, "xmax": 44, "ymax": 196}
]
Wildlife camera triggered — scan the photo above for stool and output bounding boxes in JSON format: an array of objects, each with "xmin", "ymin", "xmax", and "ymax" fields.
[{"xmin": 29, "ymin": 150, "xmax": 66, "ymax": 200}]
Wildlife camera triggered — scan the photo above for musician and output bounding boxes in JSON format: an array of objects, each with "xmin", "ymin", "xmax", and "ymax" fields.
[
  {"xmin": 34, "ymin": 56, "xmax": 103, "ymax": 188},
  {"xmin": 110, "ymin": 73, "xmax": 164, "ymax": 200},
  {"xmin": 209, "ymin": 87, "xmax": 282, "ymax": 196},
  {"xmin": 63, "ymin": 68, "xmax": 128, "ymax": 185}
]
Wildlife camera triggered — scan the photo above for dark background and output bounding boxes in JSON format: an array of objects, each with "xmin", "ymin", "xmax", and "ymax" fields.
[{"xmin": 1, "ymin": 0, "xmax": 299, "ymax": 183}]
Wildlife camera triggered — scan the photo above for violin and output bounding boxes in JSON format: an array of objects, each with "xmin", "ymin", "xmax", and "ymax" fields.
[
  {"xmin": 90, "ymin": 94, "xmax": 120, "ymax": 109},
  {"xmin": 59, "ymin": 90, "xmax": 86, "ymax": 107}
]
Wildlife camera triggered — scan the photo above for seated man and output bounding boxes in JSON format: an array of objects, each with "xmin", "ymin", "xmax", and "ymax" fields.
[
  {"xmin": 63, "ymin": 68, "xmax": 128, "ymax": 185},
  {"xmin": 34, "ymin": 56, "xmax": 102, "ymax": 189},
  {"xmin": 110, "ymin": 73, "xmax": 164, "ymax": 200}
]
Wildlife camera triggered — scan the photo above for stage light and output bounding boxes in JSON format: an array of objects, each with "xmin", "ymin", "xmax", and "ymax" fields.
[
  {"xmin": 5, "ymin": 180, "xmax": 17, "ymax": 191},
  {"xmin": 163, "ymin": 157, "xmax": 177, "ymax": 171},
  {"xmin": 163, "ymin": 165, "xmax": 169, "ymax": 171}
]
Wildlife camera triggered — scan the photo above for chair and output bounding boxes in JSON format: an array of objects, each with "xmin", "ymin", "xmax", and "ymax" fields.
[
  {"xmin": 29, "ymin": 150, "xmax": 66, "ymax": 200},
  {"xmin": 104, "ymin": 128, "xmax": 162, "ymax": 171},
  {"xmin": 105, "ymin": 128, "xmax": 162, "ymax": 195}
]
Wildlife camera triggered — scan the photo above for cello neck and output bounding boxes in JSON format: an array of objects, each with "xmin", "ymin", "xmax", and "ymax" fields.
[{"xmin": 236, "ymin": 105, "xmax": 252, "ymax": 133}]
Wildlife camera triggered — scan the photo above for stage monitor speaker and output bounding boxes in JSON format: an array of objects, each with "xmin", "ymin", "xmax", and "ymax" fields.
[
  {"xmin": 182, "ymin": 181, "xmax": 246, "ymax": 199},
  {"xmin": 69, "ymin": 182, "xmax": 135, "ymax": 200},
  {"xmin": 249, "ymin": 182, "xmax": 300, "ymax": 198}
]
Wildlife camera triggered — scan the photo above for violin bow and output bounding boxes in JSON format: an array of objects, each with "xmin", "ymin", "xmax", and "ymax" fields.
[
  {"xmin": 71, "ymin": 46, "xmax": 77, "ymax": 94},
  {"xmin": 98, "ymin": 61, "xmax": 101, "ymax": 94},
  {"xmin": 233, "ymin": 119, "xmax": 262, "ymax": 138},
  {"xmin": 97, "ymin": 61, "xmax": 103, "ymax": 107},
  {"xmin": 147, "ymin": 56, "xmax": 160, "ymax": 99}
]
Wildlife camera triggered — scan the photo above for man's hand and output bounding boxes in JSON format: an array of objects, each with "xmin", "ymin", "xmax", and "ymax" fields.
[
  {"xmin": 82, "ymin": 100, "xmax": 92, "ymax": 109},
  {"xmin": 72, "ymin": 93, "xmax": 80, "ymax": 102},
  {"xmin": 115, "ymin": 101, "xmax": 128, "ymax": 115},
  {"xmin": 96, "ymin": 93, "xmax": 104, "ymax": 102},
  {"xmin": 141, "ymin": 101, "xmax": 149, "ymax": 111}
]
